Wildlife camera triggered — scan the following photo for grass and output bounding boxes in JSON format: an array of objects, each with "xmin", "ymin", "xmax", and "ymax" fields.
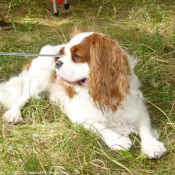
[{"xmin": 0, "ymin": 0, "xmax": 175, "ymax": 174}]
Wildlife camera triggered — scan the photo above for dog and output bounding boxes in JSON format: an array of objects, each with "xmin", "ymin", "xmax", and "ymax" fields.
[{"xmin": 0, "ymin": 30, "xmax": 166, "ymax": 159}]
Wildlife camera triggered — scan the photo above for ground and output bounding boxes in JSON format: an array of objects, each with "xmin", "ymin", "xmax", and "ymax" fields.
[{"xmin": 0, "ymin": 0, "xmax": 175, "ymax": 174}]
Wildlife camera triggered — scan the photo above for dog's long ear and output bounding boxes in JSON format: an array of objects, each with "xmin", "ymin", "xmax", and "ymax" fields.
[{"xmin": 88, "ymin": 34, "xmax": 130, "ymax": 111}]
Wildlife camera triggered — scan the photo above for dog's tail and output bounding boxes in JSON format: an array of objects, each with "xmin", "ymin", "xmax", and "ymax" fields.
[{"xmin": 0, "ymin": 71, "xmax": 27, "ymax": 109}]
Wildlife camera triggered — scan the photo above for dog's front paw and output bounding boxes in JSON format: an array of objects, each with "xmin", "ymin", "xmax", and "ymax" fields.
[
  {"xmin": 141, "ymin": 138, "xmax": 167, "ymax": 159},
  {"xmin": 3, "ymin": 109, "xmax": 24, "ymax": 124},
  {"xmin": 104, "ymin": 133, "xmax": 132, "ymax": 151}
]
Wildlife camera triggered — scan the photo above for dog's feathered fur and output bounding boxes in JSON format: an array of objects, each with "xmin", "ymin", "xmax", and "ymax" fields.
[{"xmin": 0, "ymin": 31, "xmax": 166, "ymax": 159}]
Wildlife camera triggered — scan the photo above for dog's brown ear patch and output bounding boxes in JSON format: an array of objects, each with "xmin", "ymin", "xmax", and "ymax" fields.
[{"xmin": 71, "ymin": 28, "xmax": 86, "ymax": 37}]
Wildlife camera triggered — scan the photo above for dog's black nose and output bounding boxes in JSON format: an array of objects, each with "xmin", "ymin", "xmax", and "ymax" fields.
[{"xmin": 56, "ymin": 60, "xmax": 63, "ymax": 69}]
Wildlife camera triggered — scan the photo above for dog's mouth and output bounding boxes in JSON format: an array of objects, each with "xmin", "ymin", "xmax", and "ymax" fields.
[{"xmin": 60, "ymin": 77, "xmax": 88, "ymax": 86}]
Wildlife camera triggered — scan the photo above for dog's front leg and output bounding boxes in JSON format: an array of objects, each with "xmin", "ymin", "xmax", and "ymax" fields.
[
  {"xmin": 81, "ymin": 120, "xmax": 132, "ymax": 151},
  {"xmin": 2, "ymin": 76, "xmax": 39, "ymax": 124},
  {"xmin": 139, "ymin": 115, "xmax": 167, "ymax": 159}
]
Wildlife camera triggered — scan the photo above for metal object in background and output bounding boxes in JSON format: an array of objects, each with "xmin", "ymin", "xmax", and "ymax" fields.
[
  {"xmin": 53, "ymin": 0, "xmax": 69, "ymax": 17},
  {"xmin": 0, "ymin": 52, "xmax": 62, "ymax": 57}
]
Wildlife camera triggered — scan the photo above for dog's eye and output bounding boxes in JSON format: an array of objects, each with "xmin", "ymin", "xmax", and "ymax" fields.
[{"xmin": 72, "ymin": 53, "xmax": 80, "ymax": 61}]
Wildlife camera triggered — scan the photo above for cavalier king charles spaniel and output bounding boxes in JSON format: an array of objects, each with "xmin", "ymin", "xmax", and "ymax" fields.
[{"xmin": 0, "ymin": 30, "xmax": 166, "ymax": 159}]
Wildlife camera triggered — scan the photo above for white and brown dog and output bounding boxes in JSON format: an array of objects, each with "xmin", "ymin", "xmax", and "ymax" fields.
[{"xmin": 0, "ymin": 30, "xmax": 166, "ymax": 158}]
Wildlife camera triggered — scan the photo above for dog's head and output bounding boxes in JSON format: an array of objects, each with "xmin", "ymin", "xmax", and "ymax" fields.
[{"xmin": 56, "ymin": 30, "xmax": 130, "ymax": 111}]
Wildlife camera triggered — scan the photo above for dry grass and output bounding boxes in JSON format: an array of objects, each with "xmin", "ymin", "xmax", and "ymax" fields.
[{"xmin": 0, "ymin": 0, "xmax": 175, "ymax": 174}]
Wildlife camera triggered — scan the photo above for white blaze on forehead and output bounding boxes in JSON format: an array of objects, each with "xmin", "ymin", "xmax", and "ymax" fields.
[{"xmin": 65, "ymin": 32, "xmax": 94, "ymax": 53}]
